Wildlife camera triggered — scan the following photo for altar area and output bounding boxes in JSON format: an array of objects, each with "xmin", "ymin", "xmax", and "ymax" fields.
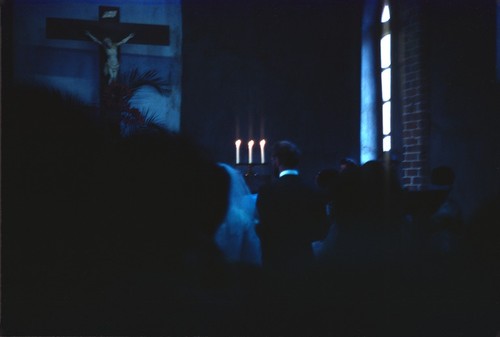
[{"xmin": 234, "ymin": 163, "xmax": 272, "ymax": 194}]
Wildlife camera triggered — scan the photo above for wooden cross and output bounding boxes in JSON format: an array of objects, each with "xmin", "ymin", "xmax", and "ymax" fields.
[
  {"xmin": 46, "ymin": 6, "xmax": 170, "ymax": 134},
  {"xmin": 46, "ymin": 6, "xmax": 169, "ymax": 89}
]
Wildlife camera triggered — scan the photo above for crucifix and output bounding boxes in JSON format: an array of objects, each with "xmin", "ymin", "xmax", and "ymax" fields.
[{"xmin": 46, "ymin": 6, "xmax": 169, "ymax": 92}]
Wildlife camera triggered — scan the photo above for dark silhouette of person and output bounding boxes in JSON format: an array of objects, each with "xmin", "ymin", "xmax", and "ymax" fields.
[
  {"xmin": 460, "ymin": 194, "xmax": 500, "ymax": 336},
  {"xmin": 85, "ymin": 128, "xmax": 249, "ymax": 335},
  {"xmin": 402, "ymin": 189, "xmax": 499, "ymax": 337},
  {"xmin": 1, "ymin": 84, "xmax": 263, "ymax": 336},
  {"xmin": 358, "ymin": 159, "xmax": 406, "ymax": 226},
  {"xmin": 313, "ymin": 160, "xmax": 365, "ymax": 265},
  {"xmin": 426, "ymin": 165, "xmax": 463, "ymax": 257},
  {"xmin": 333, "ymin": 158, "xmax": 362, "ymax": 225},
  {"xmin": 324, "ymin": 159, "xmax": 407, "ymax": 270},
  {"xmin": 339, "ymin": 156, "xmax": 358, "ymax": 173},
  {"xmin": 255, "ymin": 140, "xmax": 329, "ymax": 274},
  {"xmin": 315, "ymin": 167, "xmax": 339, "ymax": 222},
  {"xmin": 2, "ymin": 84, "xmax": 109, "ymax": 335},
  {"xmin": 402, "ymin": 165, "xmax": 461, "ymax": 260}
]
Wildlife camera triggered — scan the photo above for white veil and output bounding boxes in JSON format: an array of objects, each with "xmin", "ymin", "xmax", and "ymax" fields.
[{"xmin": 214, "ymin": 163, "xmax": 262, "ymax": 266}]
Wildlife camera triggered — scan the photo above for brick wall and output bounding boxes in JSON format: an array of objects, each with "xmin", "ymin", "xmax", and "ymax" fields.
[{"xmin": 399, "ymin": 0, "xmax": 429, "ymax": 190}]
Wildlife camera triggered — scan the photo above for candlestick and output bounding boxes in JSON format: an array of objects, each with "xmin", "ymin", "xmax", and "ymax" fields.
[
  {"xmin": 248, "ymin": 140, "xmax": 255, "ymax": 164},
  {"xmin": 259, "ymin": 139, "xmax": 266, "ymax": 164},
  {"xmin": 235, "ymin": 139, "xmax": 241, "ymax": 164}
]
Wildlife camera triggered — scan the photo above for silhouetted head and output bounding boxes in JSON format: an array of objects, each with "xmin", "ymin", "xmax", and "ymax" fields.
[
  {"xmin": 270, "ymin": 140, "xmax": 301, "ymax": 177},
  {"xmin": 339, "ymin": 157, "xmax": 358, "ymax": 172},
  {"xmin": 316, "ymin": 168, "xmax": 339, "ymax": 190},
  {"xmin": 98, "ymin": 128, "xmax": 231, "ymax": 265}
]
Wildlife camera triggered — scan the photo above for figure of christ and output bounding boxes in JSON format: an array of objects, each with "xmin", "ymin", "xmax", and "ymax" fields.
[{"xmin": 85, "ymin": 31, "xmax": 135, "ymax": 84}]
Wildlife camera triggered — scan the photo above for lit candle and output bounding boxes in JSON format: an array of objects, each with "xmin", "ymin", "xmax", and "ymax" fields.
[
  {"xmin": 259, "ymin": 139, "xmax": 266, "ymax": 164},
  {"xmin": 248, "ymin": 140, "xmax": 255, "ymax": 164},
  {"xmin": 235, "ymin": 139, "xmax": 241, "ymax": 164}
]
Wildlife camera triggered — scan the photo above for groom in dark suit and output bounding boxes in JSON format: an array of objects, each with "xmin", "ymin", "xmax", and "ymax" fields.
[{"xmin": 256, "ymin": 140, "xmax": 329, "ymax": 274}]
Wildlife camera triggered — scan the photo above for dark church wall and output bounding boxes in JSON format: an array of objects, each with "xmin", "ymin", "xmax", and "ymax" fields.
[
  {"xmin": 423, "ymin": 0, "xmax": 500, "ymax": 220},
  {"xmin": 181, "ymin": 0, "xmax": 364, "ymax": 184}
]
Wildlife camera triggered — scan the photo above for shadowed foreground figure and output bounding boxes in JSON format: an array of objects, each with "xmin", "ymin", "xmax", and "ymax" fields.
[
  {"xmin": 1, "ymin": 84, "xmax": 261, "ymax": 335},
  {"xmin": 4, "ymin": 85, "xmax": 498, "ymax": 336}
]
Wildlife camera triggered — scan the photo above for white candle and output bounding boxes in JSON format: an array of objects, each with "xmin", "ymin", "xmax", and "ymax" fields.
[
  {"xmin": 248, "ymin": 140, "xmax": 255, "ymax": 164},
  {"xmin": 235, "ymin": 139, "xmax": 241, "ymax": 164},
  {"xmin": 259, "ymin": 139, "xmax": 266, "ymax": 164}
]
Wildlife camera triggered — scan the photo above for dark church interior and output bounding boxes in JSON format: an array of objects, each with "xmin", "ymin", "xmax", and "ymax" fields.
[{"xmin": 1, "ymin": 0, "xmax": 499, "ymax": 336}]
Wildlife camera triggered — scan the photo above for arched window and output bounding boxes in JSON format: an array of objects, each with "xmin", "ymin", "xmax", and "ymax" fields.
[
  {"xmin": 380, "ymin": 1, "xmax": 391, "ymax": 152},
  {"xmin": 360, "ymin": 0, "xmax": 395, "ymax": 163}
]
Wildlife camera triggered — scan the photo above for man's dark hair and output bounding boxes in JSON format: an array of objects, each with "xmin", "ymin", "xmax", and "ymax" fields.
[
  {"xmin": 271, "ymin": 140, "xmax": 301, "ymax": 168},
  {"xmin": 340, "ymin": 157, "xmax": 358, "ymax": 168}
]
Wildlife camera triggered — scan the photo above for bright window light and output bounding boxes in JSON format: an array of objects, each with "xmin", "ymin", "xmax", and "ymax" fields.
[
  {"xmin": 380, "ymin": 34, "xmax": 391, "ymax": 68},
  {"xmin": 381, "ymin": 68, "xmax": 391, "ymax": 101},
  {"xmin": 383, "ymin": 135, "xmax": 391, "ymax": 152},
  {"xmin": 380, "ymin": 3, "xmax": 392, "ymax": 155},
  {"xmin": 381, "ymin": 5, "xmax": 390, "ymax": 23},
  {"xmin": 382, "ymin": 101, "xmax": 391, "ymax": 135}
]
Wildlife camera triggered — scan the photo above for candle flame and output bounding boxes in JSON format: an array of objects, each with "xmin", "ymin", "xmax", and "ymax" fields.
[
  {"xmin": 259, "ymin": 139, "xmax": 266, "ymax": 164},
  {"xmin": 235, "ymin": 139, "xmax": 241, "ymax": 164},
  {"xmin": 248, "ymin": 140, "xmax": 254, "ymax": 164}
]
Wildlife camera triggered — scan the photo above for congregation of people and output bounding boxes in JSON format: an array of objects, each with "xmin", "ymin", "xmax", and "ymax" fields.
[{"xmin": 2, "ymin": 85, "xmax": 499, "ymax": 336}]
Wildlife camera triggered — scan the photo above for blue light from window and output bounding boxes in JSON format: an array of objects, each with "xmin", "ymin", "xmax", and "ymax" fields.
[
  {"xmin": 380, "ymin": 34, "xmax": 391, "ymax": 68},
  {"xmin": 382, "ymin": 101, "xmax": 391, "ymax": 135},
  {"xmin": 383, "ymin": 135, "xmax": 391, "ymax": 152},
  {"xmin": 381, "ymin": 68, "xmax": 391, "ymax": 101},
  {"xmin": 381, "ymin": 5, "xmax": 390, "ymax": 23}
]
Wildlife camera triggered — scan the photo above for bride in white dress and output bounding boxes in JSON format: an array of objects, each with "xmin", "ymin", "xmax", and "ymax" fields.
[{"xmin": 214, "ymin": 163, "xmax": 262, "ymax": 266}]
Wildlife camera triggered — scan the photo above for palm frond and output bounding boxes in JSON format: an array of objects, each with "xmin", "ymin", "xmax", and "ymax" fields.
[
  {"xmin": 119, "ymin": 68, "xmax": 171, "ymax": 96},
  {"xmin": 142, "ymin": 108, "xmax": 168, "ymax": 129}
]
